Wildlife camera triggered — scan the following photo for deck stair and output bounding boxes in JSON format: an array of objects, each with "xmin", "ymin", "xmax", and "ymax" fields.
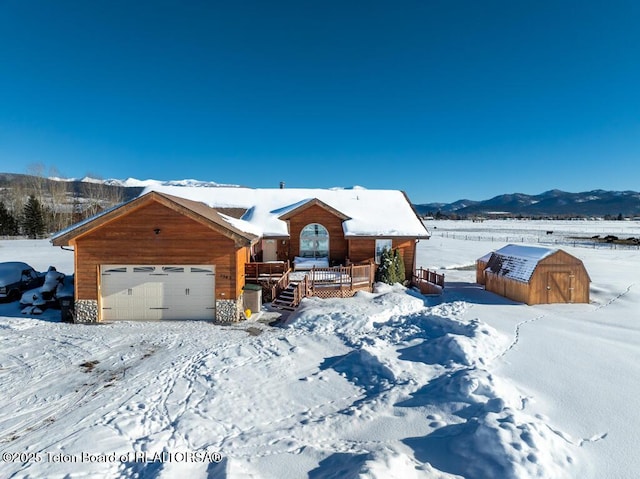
[{"xmin": 271, "ymin": 281, "xmax": 300, "ymax": 311}]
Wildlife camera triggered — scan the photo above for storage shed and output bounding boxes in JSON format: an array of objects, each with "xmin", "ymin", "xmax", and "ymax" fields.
[{"xmin": 476, "ymin": 244, "xmax": 590, "ymax": 305}]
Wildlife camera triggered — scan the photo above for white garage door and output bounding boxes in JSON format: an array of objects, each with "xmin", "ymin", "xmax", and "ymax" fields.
[{"xmin": 100, "ymin": 265, "xmax": 215, "ymax": 321}]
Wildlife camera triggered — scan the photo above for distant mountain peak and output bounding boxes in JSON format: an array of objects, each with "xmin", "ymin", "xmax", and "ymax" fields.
[{"xmin": 413, "ymin": 189, "xmax": 640, "ymax": 217}]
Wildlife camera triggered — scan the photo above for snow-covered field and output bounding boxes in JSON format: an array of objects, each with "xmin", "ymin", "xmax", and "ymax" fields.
[{"xmin": 0, "ymin": 220, "xmax": 638, "ymax": 478}]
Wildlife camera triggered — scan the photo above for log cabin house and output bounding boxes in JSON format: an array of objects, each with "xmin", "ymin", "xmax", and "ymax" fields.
[
  {"xmin": 52, "ymin": 186, "xmax": 432, "ymax": 322},
  {"xmin": 476, "ymin": 244, "xmax": 590, "ymax": 305}
]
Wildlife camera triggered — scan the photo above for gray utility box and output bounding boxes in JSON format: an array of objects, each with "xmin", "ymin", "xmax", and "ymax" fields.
[{"xmin": 242, "ymin": 283, "xmax": 262, "ymax": 315}]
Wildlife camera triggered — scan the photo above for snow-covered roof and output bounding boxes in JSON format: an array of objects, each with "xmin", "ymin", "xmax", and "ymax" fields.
[
  {"xmin": 51, "ymin": 191, "xmax": 259, "ymax": 246},
  {"xmin": 139, "ymin": 185, "xmax": 430, "ymax": 238},
  {"xmin": 483, "ymin": 244, "xmax": 558, "ymax": 283}
]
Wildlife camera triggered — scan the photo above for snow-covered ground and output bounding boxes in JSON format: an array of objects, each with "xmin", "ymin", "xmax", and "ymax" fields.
[{"xmin": 0, "ymin": 220, "xmax": 638, "ymax": 478}]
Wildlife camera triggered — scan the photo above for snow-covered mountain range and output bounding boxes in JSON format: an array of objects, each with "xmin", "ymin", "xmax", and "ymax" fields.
[
  {"xmin": 413, "ymin": 189, "xmax": 640, "ymax": 217},
  {"xmin": 2, "ymin": 173, "xmax": 639, "ymax": 217},
  {"xmin": 53, "ymin": 176, "xmax": 241, "ymax": 189}
]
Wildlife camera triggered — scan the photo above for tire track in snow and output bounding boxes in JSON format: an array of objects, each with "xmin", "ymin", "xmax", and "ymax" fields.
[
  {"xmin": 0, "ymin": 327, "xmax": 122, "ymax": 440},
  {"xmin": 0, "ymin": 358, "xmax": 131, "ymax": 447},
  {"xmin": 0, "ymin": 331, "xmax": 159, "ymax": 451}
]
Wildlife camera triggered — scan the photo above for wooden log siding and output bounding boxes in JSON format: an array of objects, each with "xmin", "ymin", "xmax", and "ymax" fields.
[
  {"xmin": 347, "ymin": 238, "xmax": 376, "ymax": 266},
  {"xmin": 235, "ymin": 247, "xmax": 251, "ymax": 299},
  {"xmin": 484, "ymin": 273, "xmax": 530, "ymax": 304},
  {"xmin": 287, "ymin": 204, "xmax": 348, "ymax": 265},
  {"xmin": 73, "ymin": 201, "xmax": 245, "ymax": 302}
]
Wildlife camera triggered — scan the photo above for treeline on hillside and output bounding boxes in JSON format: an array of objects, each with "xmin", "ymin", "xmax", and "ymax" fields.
[{"xmin": 0, "ymin": 166, "xmax": 127, "ymax": 238}]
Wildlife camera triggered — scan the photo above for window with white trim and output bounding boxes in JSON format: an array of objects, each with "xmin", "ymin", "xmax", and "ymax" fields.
[{"xmin": 375, "ymin": 239, "xmax": 393, "ymax": 264}]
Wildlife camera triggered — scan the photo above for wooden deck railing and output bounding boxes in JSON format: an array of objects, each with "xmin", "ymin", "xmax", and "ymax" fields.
[
  {"xmin": 307, "ymin": 264, "xmax": 373, "ymax": 291},
  {"xmin": 245, "ymin": 261, "xmax": 290, "ymax": 282},
  {"xmin": 412, "ymin": 267, "xmax": 445, "ymax": 295},
  {"xmin": 246, "ymin": 261, "xmax": 376, "ymax": 307},
  {"xmin": 271, "ymin": 268, "xmax": 292, "ymax": 301},
  {"xmin": 291, "ymin": 275, "xmax": 310, "ymax": 308}
]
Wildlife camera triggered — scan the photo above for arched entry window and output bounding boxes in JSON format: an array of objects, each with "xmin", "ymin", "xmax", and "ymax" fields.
[{"xmin": 300, "ymin": 223, "xmax": 329, "ymax": 258}]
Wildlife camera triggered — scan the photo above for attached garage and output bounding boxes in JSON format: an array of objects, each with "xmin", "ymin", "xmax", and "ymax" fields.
[
  {"xmin": 476, "ymin": 244, "xmax": 590, "ymax": 305},
  {"xmin": 100, "ymin": 265, "xmax": 215, "ymax": 320},
  {"xmin": 51, "ymin": 191, "xmax": 258, "ymax": 323}
]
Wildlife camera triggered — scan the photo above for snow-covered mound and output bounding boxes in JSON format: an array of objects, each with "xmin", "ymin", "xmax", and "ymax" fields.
[{"xmin": 284, "ymin": 285, "xmax": 577, "ymax": 479}]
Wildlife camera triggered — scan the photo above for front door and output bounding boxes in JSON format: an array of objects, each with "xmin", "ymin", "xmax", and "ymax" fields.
[{"xmin": 262, "ymin": 239, "xmax": 278, "ymax": 262}]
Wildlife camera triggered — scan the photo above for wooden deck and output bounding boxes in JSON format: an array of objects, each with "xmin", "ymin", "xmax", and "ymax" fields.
[
  {"xmin": 246, "ymin": 262, "xmax": 375, "ymax": 310},
  {"xmin": 245, "ymin": 262, "xmax": 444, "ymax": 310}
]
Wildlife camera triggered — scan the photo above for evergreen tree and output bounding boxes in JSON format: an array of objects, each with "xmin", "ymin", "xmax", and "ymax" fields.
[
  {"xmin": 375, "ymin": 247, "xmax": 395, "ymax": 284},
  {"xmin": 376, "ymin": 247, "xmax": 408, "ymax": 285},
  {"xmin": 21, "ymin": 195, "xmax": 46, "ymax": 239},
  {"xmin": 393, "ymin": 248, "xmax": 406, "ymax": 284},
  {"xmin": 0, "ymin": 201, "xmax": 19, "ymax": 236}
]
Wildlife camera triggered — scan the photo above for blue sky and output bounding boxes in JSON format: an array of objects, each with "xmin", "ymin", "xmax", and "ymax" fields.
[{"xmin": 1, "ymin": 1, "xmax": 639, "ymax": 204}]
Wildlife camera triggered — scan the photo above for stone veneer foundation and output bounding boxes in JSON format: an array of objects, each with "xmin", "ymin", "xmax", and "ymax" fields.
[
  {"xmin": 74, "ymin": 300, "xmax": 98, "ymax": 323},
  {"xmin": 215, "ymin": 296, "xmax": 243, "ymax": 322}
]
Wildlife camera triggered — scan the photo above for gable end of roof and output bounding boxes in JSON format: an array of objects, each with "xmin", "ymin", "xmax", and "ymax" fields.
[
  {"xmin": 51, "ymin": 191, "xmax": 258, "ymax": 247},
  {"xmin": 277, "ymin": 198, "xmax": 351, "ymax": 221}
]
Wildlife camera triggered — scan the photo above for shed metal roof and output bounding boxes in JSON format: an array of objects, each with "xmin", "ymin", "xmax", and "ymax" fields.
[{"xmin": 482, "ymin": 244, "xmax": 558, "ymax": 283}]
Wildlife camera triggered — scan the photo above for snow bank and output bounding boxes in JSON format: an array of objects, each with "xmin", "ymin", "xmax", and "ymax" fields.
[{"xmin": 286, "ymin": 285, "xmax": 577, "ymax": 478}]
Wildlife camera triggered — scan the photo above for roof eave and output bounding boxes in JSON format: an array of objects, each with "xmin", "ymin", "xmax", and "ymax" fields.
[{"xmin": 343, "ymin": 233, "xmax": 431, "ymax": 240}]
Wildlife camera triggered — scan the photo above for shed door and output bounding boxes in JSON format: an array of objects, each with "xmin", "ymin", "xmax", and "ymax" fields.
[
  {"xmin": 100, "ymin": 265, "xmax": 215, "ymax": 320},
  {"xmin": 547, "ymin": 272, "xmax": 574, "ymax": 303}
]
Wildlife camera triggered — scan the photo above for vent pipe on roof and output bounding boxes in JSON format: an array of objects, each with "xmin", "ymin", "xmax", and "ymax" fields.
[{"xmin": 279, "ymin": 181, "xmax": 285, "ymax": 189}]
